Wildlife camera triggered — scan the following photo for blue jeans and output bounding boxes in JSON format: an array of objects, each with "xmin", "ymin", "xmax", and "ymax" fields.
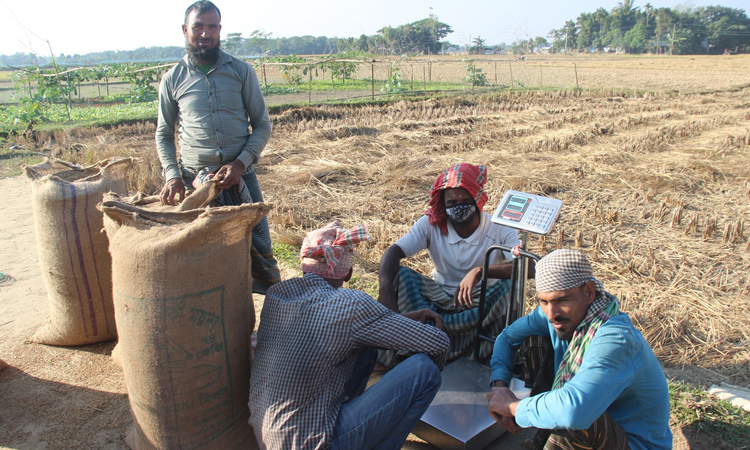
[{"xmin": 330, "ymin": 353, "xmax": 441, "ymax": 450}]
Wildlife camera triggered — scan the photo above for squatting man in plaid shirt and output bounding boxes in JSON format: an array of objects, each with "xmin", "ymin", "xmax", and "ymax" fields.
[
  {"xmin": 249, "ymin": 221, "xmax": 450, "ymax": 450},
  {"xmin": 487, "ymin": 249, "xmax": 672, "ymax": 450}
]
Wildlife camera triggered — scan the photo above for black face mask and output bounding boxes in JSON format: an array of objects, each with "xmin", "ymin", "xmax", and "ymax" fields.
[{"xmin": 445, "ymin": 202, "xmax": 477, "ymax": 225}]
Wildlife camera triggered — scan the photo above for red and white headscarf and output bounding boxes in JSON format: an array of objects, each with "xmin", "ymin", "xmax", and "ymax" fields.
[
  {"xmin": 300, "ymin": 221, "xmax": 370, "ymax": 279},
  {"xmin": 425, "ymin": 163, "xmax": 488, "ymax": 235}
]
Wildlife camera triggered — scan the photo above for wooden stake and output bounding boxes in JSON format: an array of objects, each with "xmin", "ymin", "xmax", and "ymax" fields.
[{"xmin": 262, "ymin": 63, "xmax": 268, "ymax": 95}]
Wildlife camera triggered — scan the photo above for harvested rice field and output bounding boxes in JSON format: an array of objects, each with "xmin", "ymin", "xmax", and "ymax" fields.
[{"xmin": 1, "ymin": 54, "xmax": 749, "ymax": 449}]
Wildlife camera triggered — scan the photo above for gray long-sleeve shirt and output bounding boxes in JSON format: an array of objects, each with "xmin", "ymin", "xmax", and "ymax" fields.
[{"xmin": 155, "ymin": 50, "xmax": 272, "ymax": 181}]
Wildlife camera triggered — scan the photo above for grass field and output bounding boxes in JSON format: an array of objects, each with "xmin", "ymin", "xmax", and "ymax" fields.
[{"xmin": 2, "ymin": 53, "xmax": 749, "ymax": 448}]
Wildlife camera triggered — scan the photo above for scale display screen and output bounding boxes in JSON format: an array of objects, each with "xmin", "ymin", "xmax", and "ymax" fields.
[
  {"xmin": 499, "ymin": 193, "xmax": 532, "ymax": 222},
  {"xmin": 491, "ymin": 190, "xmax": 563, "ymax": 235}
]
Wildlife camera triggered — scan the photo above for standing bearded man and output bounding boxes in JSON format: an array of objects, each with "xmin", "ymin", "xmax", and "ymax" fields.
[{"xmin": 155, "ymin": 0, "xmax": 279, "ymax": 293}]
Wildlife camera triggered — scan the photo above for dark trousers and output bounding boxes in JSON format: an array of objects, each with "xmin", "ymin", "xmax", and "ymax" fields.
[{"xmin": 515, "ymin": 336, "xmax": 630, "ymax": 450}]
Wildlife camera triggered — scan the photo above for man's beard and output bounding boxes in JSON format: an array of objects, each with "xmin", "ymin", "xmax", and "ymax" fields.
[
  {"xmin": 186, "ymin": 39, "xmax": 221, "ymax": 65},
  {"xmin": 555, "ymin": 329, "xmax": 574, "ymax": 341},
  {"xmin": 552, "ymin": 316, "xmax": 574, "ymax": 341}
]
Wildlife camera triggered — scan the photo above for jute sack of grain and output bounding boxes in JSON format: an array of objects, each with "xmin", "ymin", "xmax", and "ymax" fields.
[
  {"xmin": 108, "ymin": 184, "xmax": 223, "ymax": 370},
  {"xmin": 100, "ymin": 184, "xmax": 264, "ymax": 450},
  {"xmin": 25, "ymin": 158, "xmax": 132, "ymax": 346}
]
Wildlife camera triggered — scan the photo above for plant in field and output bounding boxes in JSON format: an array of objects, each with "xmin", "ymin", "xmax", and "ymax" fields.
[
  {"xmin": 121, "ymin": 63, "xmax": 159, "ymax": 103},
  {"xmin": 4, "ymin": 68, "xmax": 76, "ymax": 129},
  {"xmin": 463, "ymin": 59, "xmax": 487, "ymax": 87},
  {"xmin": 381, "ymin": 60, "xmax": 405, "ymax": 94},
  {"xmin": 320, "ymin": 51, "xmax": 367, "ymax": 88},
  {"xmin": 276, "ymin": 55, "xmax": 307, "ymax": 85}
]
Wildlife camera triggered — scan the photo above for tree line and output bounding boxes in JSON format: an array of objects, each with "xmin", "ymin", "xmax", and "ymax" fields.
[
  {"xmin": 2, "ymin": 3, "xmax": 749, "ymax": 67},
  {"xmin": 535, "ymin": 1, "xmax": 750, "ymax": 54},
  {"xmin": 2, "ymin": 15, "xmax": 453, "ymax": 67}
]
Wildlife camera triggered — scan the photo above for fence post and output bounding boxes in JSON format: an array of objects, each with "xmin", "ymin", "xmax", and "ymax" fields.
[
  {"xmin": 574, "ymin": 63, "xmax": 579, "ymax": 90},
  {"xmin": 308, "ymin": 64, "xmax": 312, "ymax": 103},
  {"xmin": 509, "ymin": 61, "xmax": 514, "ymax": 88},
  {"xmin": 429, "ymin": 61, "xmax": 432, "ymax": 82},
  {"xmin": 494, "ymin": 61, "xmax": 498, "ymax": 86},
  {"xmin": 423, "ymin": 64, "xmax": 426, "ymax": 91},
  {"xmin": 262, "ymin": 63, "xmax": 268, "ymax": 95},
  {"xmin": 411, "ymin": 65, "xmax": 414, "ymax": 93},
  {"xmin": 371, "ymin": 62, "xmax": 375, "ymax": 100}
]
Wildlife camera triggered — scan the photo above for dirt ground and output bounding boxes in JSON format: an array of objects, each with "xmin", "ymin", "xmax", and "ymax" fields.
[
  {"xmin": 3, "ymin": 54, "xmax": 749, "ymax": 448},
  {"xmin": 0, "ymin": 175, "xmax": 539, "ymax": 450},
  {"xmin": 0, "ymin": 169, "xmax": 730, "ymax": 450}
]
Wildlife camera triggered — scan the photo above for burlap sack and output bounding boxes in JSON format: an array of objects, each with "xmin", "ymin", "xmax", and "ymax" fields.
[
  {"xmin": 109, "ymin": 183, "xmax": 224, "ymax": 370},
  {"xmin": 25, "ymin": 158, "xmax": 132, "ymax": 346},
  {"xmin": 100, "ymin": 184, "xmax": 264, "ymax": 450}
]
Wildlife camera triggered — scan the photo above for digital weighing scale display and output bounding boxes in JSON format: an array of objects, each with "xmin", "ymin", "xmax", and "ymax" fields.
[
  {"xmin": 491, "ymin": 190, "xmax": 563, "ymax": 236},
  {"xmin": 499, "ymin": 194, "xmax": 532, "ymax": 222}
]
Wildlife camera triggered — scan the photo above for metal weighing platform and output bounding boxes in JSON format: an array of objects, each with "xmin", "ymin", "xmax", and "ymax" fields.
[
  {"xmin": 412, "ymin": 190, "xmax": 562, "ymax": 450},
  {"xmin": 412, "ymin": 359, "xmax": 530, "ymax": 450}
]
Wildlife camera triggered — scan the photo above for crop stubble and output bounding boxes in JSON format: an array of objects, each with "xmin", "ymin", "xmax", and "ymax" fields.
[{"xmin": 22, "ymin": 59, "xmax": 750, "ymax": 387}]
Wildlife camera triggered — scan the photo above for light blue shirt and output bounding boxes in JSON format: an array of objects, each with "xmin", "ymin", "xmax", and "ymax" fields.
[{"xmin": 491, "ymin": 306, "xmax": 672, "ymax": 450}]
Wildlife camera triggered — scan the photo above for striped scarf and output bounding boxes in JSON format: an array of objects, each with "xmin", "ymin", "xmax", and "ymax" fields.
[
  {"xmin": 552, "ymin": 290, "xmax": 620, "ymax": 389},
  {"xmin": 425, "ymin": 163, "xmax": 488, "ymax": 235},
  {"xmin": 300, "ymin": 221, "xmax": 370, "ymax": 279}
]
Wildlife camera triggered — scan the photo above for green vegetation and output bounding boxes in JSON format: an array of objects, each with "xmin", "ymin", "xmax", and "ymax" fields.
[
  {"xmin": 1, "ymin": 63, "xmax": 167, "ymax": 133},
  {"xmin": 0, "ymin": 101, "xmax": 157, "ymax": 132},
  {"xmin": 669, "ymin": 380, "xmax": 750, "ymax": 446},
  {"xmin": 535, "ymin": 2, "xmax": 750, "ymax": 55},
  {"xmin": 347, "ymin": 275, "xmax": 378, "ymax": 298},
  {"xmin": 271, "ymin": 242, "xmax": 301, "ymax": 271},
  {"xmin": 463, "ymin": 59, "xmax": 488, "ymax": 87},
  {"xmin": 381, "ymin": 61, "xmax": 405, "ymax": 94}
]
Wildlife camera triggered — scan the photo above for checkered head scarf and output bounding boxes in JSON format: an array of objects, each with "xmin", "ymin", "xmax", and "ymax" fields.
[
  {"xmin": 300, "ymin": 221, "xmax": 370, "ymax": 280},
  {"xmin": 425, "ymin": 163, "xmax": 488, "ymax": 235},
  {"xmin": 535, "ymin": 249, "xmax": 621, "ymax": 389}
]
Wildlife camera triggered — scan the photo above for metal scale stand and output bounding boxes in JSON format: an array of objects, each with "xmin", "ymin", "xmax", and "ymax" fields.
[{"xmin": 412, "ymin": 190, "xmax": 563, "ymax": 450}]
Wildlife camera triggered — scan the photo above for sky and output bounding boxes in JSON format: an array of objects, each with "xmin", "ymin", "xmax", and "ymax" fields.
[{"xmin": 3, "ymin": 0, "xmax": 749, "ymax": 56}]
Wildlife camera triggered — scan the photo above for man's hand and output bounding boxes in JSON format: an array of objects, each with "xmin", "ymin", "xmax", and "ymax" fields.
[
  {"xmin": 160, "ymin": 178, "xmax": 186, "ymax": 205},
  {"xmin": 402, "ymin": 308, "xmax": 443, "ymax": 330},
  {"xmin": 215, "ymin": 160, "xmax": 245, "ymax": 189},
  {"xmin": 487, "ymin": 387, "xmax": 522, "ymax": 434},
  {"xmin": 454, "ymin": 267, "xmax": 482, "ymax": 310}
]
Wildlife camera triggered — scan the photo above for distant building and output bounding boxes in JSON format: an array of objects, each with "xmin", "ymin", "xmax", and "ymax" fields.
[{"xmin": 536, "ymin": 45, "xmax": 552, "ymax": 54}]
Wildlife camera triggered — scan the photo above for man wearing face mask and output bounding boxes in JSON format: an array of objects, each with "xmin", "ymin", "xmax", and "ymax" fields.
[
  {"xmin": 155, "ymin": 0, "xmax": 280, "ymax": 294},
  {"xmin": 378, "ymin": 163, "xmax": 526, "ymax": 368}
]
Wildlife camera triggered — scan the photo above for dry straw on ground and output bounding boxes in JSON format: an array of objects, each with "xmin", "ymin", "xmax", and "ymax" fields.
[
  {"xmin": 263, "ymin": 88, "xmax": 750, "ymax": 386},
  {"xmin": 19, "ymin": 82, "xmax": 750, "ymax": 388}
]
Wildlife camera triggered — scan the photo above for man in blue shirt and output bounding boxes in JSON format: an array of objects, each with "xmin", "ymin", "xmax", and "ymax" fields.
[{"xmin": 488, "ymin": 249, "xmax": 672, "ymax": 450}]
